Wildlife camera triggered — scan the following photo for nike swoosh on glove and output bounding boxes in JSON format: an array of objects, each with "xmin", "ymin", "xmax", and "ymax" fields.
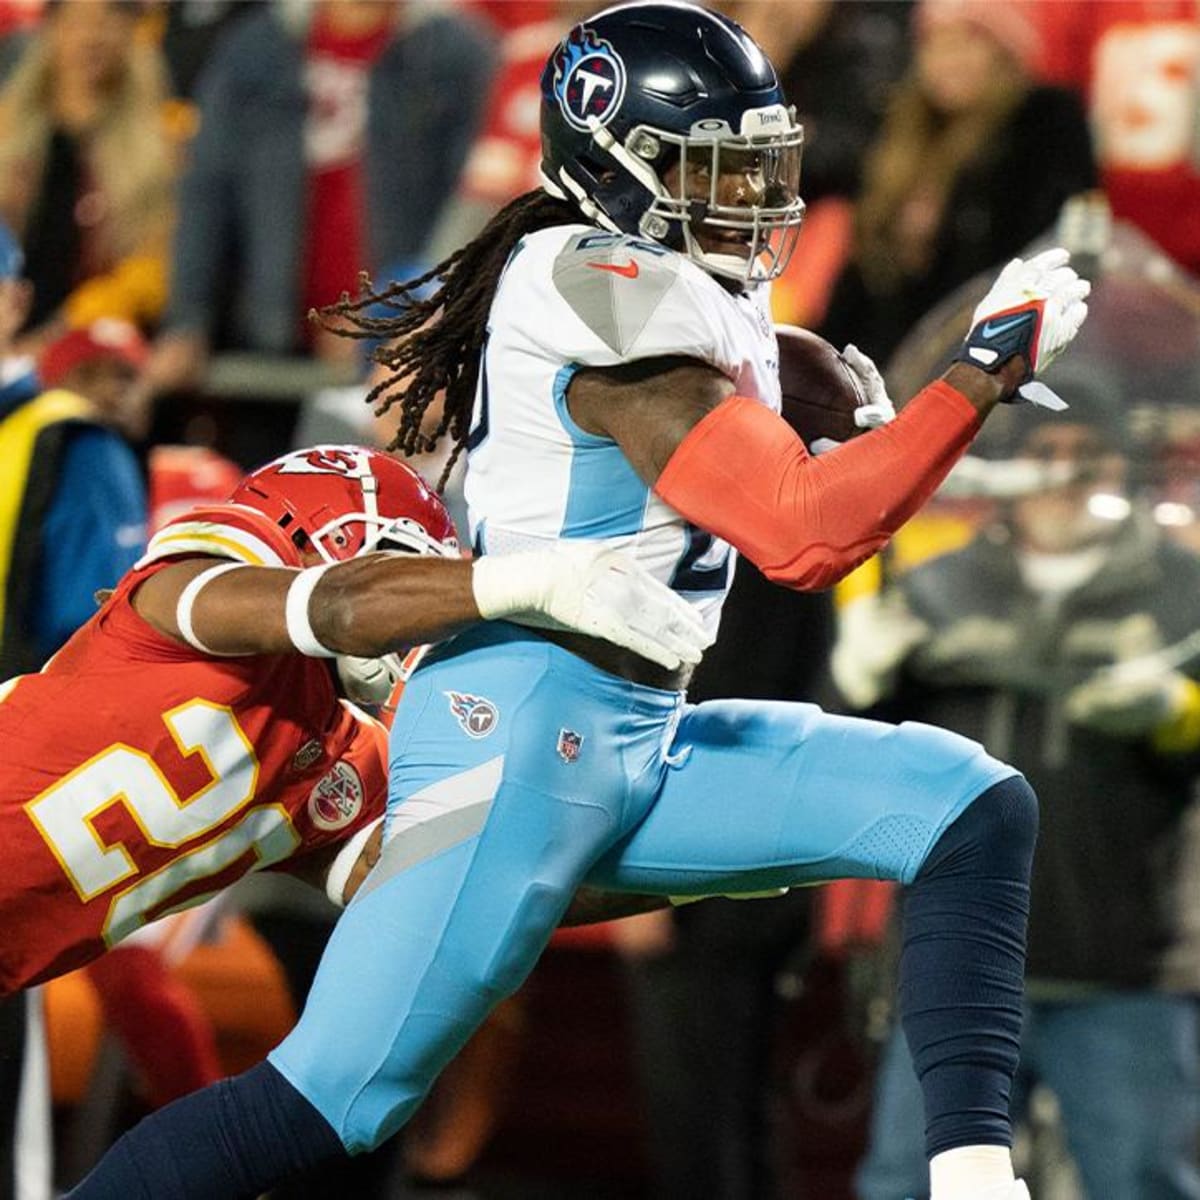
[{"xmin": 954, "ymin": 248, "xmax": 1091, "ymax": 403}]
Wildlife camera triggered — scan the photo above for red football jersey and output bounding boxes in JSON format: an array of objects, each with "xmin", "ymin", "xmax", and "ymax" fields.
[
  {"xmin": 1030, "ymin": 0, "xmax": 1200, "ymax": 275},
  {"xmin": 0, "ymin": 545, "xmax": 388, "ymax": 995}
]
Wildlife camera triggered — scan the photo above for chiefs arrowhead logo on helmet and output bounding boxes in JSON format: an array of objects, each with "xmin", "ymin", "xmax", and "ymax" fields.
[
  {"xmin": 140, "ymin": 445, "xmax": 459, "ymax": 570},
  {"xmin": 231, "ymin": 445, "xmax": 459, "ymax": 563}
]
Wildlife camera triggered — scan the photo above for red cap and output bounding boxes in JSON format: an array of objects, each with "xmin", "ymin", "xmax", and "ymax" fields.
[{"xmin": 38, "ymin": 319, "xmax": 150, "ymax": 388}]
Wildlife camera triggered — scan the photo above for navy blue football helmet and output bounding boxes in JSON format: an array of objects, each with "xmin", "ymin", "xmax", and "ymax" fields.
[{"xmin": 539, "ymin": 1, "xmax": 805, "ymax": 286}]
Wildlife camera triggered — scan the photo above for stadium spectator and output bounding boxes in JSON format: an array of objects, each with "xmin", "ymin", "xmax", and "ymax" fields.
[
  {"xmin": 820, "ymin": 0, "xmax": 1096, "ymax": 367},
  {"xmin": 424, "ymin": 1, "xmax": 568, "ymax": 259},
  {"xmin": 37, "ymin": 316, "xmax": 155, "ymax": 439},
  {"xmin": 0, "ymin": 0, "xmax": 176, "ymax": 343},
  {"xmin": 836, "ymin": 364, "xmax": 1200, "ymax": 1200},
  {"xmin": 4, "ymin": 318, "xmax": 146, "ymax": 679},
  {"xmin": 143, "ymin": 0, "xmax": 494, "ymax": 398},
  {"xmin": 1028, "ymin": 1, "xmax": 1200, "ymax": 277},
  {"xmin": 725, "ymin": 0, "xmax": 911, "ymax": 329},
  {"xmin": 150, "ymin": 0, "xmax": 257, "ymax": 101},
  {"xmin": 728, "ymin": 0, "xmax": 910, "ymax": 207}
]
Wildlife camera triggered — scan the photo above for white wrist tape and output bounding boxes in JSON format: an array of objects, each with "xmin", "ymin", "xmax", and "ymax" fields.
[
  {"xmin": 471, "ymin": 554, "xmax": 539, "ymax": 620},
  {"xmin": 285, "ymin": 565, "xmax": 336, "ymax": 657},
  {"xmin": 325, "ymin": 817, "xmax": 383, "ymax": 907},
  {"xmin": 175, "ymin": 562, "xmax": 249, "ymax": 655}
]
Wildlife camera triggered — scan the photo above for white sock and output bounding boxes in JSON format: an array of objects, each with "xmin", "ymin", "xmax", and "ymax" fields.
[{"xmin": 929, "ymin": 1144, "xmax": 1015, "ymax": 1199}]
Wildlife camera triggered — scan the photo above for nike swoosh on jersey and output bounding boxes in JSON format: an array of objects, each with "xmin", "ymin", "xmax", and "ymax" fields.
[
  {"xmin": 586, "ymin": 259, "xmax": 640, "ymax": 279},
  {"xmin": 980, "ymin": 312, "xmax": 1033, "ymax": 338}
]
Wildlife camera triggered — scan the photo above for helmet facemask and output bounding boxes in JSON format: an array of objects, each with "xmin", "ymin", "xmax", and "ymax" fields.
[
  {"xmin": 268, "ymin": 447, "xmax": 458, "ymax": 564},
  {"xmin": 308, "ymin": 509, "xmax": 460, "ymax": 563},
  {"xmin": 551, "ymin": 104, "xmax": 805, "ymax": 286}
]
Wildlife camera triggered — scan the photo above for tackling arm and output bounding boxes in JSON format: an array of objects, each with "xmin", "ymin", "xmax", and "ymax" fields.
[
  {"xmin": 279, "ymin": 820, "xmax": 386, "ymax": 907},
  {"xmin": 133, "ymin": 553, "xmax": 480, "ymax": 658},
  {"xmin": 132, "ymin": 543, "xmax": 711, "ymax": 671}
]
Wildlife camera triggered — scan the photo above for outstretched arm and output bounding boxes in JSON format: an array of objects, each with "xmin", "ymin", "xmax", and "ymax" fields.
[
  {"xmin": 132, "ymin": 543, "xmax": 710, "ymax": 671},
  {"xmin": 569, "ymin": 354, "xmax": 1016, "ymax": 591},
  {"xmin": 570, "ymin": 250, "xmax": 1088, "ymax": 592},
  {"xmin": 134, "ymin": 553, "xmax": 479, "ymax": 657}
]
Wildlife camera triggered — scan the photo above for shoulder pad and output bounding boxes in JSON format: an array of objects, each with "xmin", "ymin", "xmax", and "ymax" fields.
[
  {"xmin": 137, "ymin": 503, "xmax": 299, "ymax": 569},
  {"xmin": 550, "ymin": 231, "xmax": 687, "ymax": 356}
]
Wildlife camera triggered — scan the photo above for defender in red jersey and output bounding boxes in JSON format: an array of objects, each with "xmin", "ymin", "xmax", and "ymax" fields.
[{"xmin": 0, "ymin": 444, "xmax": 709, "ymax": 996}]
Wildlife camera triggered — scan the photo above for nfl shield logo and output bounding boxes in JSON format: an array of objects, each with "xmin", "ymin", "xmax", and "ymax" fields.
[
  {"xmin": 292, "ymin": 738, "xmax": 323, "ymax": 771},
  {"xmin": 557, "ymin": 728, "xmax": 584, "ymax": 763}
]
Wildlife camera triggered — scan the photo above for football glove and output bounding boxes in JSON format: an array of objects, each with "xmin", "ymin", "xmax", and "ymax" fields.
[
  {"xmin": 336, "ymin": 653, "xmax": 404, "ymax": 706},
  {"xmin": 841, "ymin": 344, "xmax": 896, "ymax": 430},
  {"xmin": 472, "ymin": 542, "xmax": 714, "ymax": 671},
  {"xmin": 954, "ymin": 248, "xmax": 1091, "ymax": 403}
]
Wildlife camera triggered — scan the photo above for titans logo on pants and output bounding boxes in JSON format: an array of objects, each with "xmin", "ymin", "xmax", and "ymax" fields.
[{"xmin": 445, "ymin": 690, "xmax": 499, "ymax": 739}]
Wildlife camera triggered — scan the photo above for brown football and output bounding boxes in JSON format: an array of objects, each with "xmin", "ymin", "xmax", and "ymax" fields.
[{"xmin": 776, "ymin": 324, "xmax": 869, "ymax": 449}]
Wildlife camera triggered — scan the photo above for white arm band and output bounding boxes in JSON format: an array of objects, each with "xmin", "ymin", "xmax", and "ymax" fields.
[
  {"xmin": 471, "ymin": 553, "xmax": 540, "ymax": 619},
  {"xmin": 285, "ymin": 565, "xmax": 336, "ymax": 657},
  {"xmin": 325, "ymin": 817, "xmax": 384, "ymax": 907},
  {"xmin": 175, "ymin": 563, "xmax": 251, "ymax": 655}
]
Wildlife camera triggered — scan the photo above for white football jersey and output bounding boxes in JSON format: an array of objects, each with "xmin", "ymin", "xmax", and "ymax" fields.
[{"xmin": 464, "ymin": 223, "xmax": 781, "ymax": 634}]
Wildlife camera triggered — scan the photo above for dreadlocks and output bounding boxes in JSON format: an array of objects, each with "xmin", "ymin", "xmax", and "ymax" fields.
[{"xmin": 316, "ymin": 189, "xmax": 579, "ymax": 489}]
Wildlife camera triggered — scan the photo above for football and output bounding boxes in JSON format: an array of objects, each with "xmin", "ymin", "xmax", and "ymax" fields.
[{"xmin": 776, "ymin": 325, "xmax": 870, "ymax": 450}]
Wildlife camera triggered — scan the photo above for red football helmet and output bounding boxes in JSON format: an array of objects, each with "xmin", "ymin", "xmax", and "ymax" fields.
[{"xmin": 230, "ymin": 446, "xmax": 459, "ymax": 563}]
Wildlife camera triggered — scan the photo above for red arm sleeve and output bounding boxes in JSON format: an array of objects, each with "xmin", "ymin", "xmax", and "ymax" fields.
[{"xmin": 653, "ymin": 380, "xmax": 981, "ymax": 591}]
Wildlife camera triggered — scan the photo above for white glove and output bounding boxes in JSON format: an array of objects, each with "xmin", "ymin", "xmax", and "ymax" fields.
[
  {"xmin": 841, "ymin": 344, "xmax": 896, "ymax": 429},
  {"xmin": 1064, "ymin": 662, "xmax": 1192, "ymax": 738},
  {"xmin": 472, "ymin": 543, "xmax": 714, "ymax": 671},
  {"xmin": 336, "ymin": 653, "xmax": 404, "ymax": 706},
  {"xmin": 955, "ymin": 248, "xmax": 1091, "ymax": 402}
]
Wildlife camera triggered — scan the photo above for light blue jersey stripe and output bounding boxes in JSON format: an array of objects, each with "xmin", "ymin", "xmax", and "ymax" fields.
[{"xmin": 552, "ymin": 364, "xmax": 650, "ymax": 538}]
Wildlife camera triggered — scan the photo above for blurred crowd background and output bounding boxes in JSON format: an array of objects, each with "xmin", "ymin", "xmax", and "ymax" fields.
[{"xmin": 0, "ymin": 1, "xmax": 1198, "ymax": 1198}]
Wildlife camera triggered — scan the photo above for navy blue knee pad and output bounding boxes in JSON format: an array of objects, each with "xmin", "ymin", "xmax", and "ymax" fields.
[
  {"xmin": 898, "ymin": 774, "xmax": 1037, "ymax": 1158},
  {"xmin": 66, "ymin": 1060, "xmax": 345, "ymax": 1199}
]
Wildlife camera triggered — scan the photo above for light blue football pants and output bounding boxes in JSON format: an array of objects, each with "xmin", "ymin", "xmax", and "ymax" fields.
[{"xmin": 270, "ymin": 624, "xmax": 1015, "ymax": 1153}]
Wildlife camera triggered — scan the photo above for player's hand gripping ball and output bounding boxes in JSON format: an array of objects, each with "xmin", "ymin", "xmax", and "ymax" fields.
[{"xmin": 776, "ymin": 326, "xmax": 896, "ymax": 453}]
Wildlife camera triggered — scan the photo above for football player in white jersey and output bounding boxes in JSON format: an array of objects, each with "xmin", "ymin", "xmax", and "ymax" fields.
[{"xmin": 71, "ymin": 6, "xmax": 1091, "ymax": 1199}]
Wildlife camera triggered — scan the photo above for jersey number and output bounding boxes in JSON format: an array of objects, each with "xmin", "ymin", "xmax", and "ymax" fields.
[
  {"xmin": 25, "ymin": 700, "xmax": 300, "ymax": 946},
  {"xmin": 670, "ymin": 524, "xmax": 733, "ymax": 595}
]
